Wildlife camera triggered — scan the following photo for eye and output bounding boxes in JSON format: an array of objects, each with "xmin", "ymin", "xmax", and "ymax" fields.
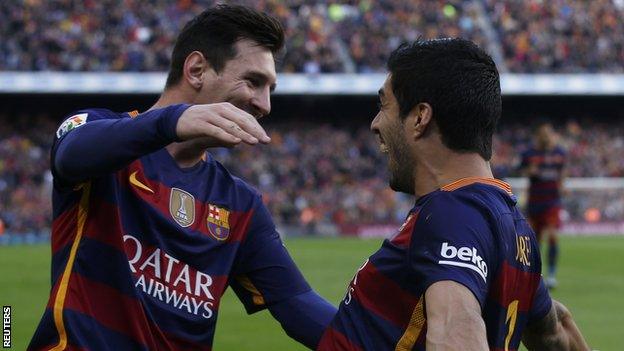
[{"xmin": 247, "ymin": 77, "xmax": 261, "ymax": 88}]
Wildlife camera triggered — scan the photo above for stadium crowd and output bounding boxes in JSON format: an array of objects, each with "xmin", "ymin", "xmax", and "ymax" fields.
[
  {"xmin": 1, "ymin": 115, "xmax": 623, "ymax": 238},
  {"xmin": 2, "ymin": 0, "xmax": 622, "ymax": 73},
  {"xmin": 0, "ymin": 114, "xmax": 54, "ymax": 241},
  {"xmin": 486, "ymin": 0, "xmax": 624, "ymax": 72}
]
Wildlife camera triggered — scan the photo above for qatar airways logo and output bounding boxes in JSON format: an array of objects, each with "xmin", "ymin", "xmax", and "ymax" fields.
[
  {"xmin": 123, "ymin": 234, "xmax": 215, "ymax": 319},
  {"xmin": 438, "ymin": 242, "xmax": 488, "ymax": 282}
]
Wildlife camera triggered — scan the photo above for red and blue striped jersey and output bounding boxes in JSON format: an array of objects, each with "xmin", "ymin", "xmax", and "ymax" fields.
[
  {"xmin": 317, "ymin": 178, "xmax": 551, "ymax": 351},
  {"xmin": 520, "ymin": 146, "xmax": 566, "ymax": 214},
  {"xmin": 29, "ymin": 108, "xmax": 311, "ymax": 350}
]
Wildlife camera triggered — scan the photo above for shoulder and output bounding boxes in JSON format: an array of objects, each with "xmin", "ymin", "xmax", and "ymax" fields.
[
  {"xmin": 413, "ymin": 186, "xmax": 504, "ymax": 247},
  {"xmin": 418, "ymin": 188, "xmax": 495, "ymax": 226},
  {"xmin": 61, "ymin": 108, "xmax": 123, "ymax": 122},
  {"xmin": 55, "ymin": 108, "xmax": 124, "ymax": 139}
]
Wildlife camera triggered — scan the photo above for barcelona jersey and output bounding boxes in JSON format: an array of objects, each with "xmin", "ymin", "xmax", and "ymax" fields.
[
  {"xmin": 29, "ymin": 107, "xmax": 311, "ymax": 350},
  {"xmin": 520, "ymin": 146, "xmax": 566, "ymax": 215},
  {"xmin": 317, "ymin": 178, "xmax": 552, "ymax": 351}
]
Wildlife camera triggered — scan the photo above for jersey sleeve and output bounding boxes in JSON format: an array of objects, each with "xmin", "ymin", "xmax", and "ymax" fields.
[
  {"xmin": 51, "ymin": 104, "xmax": 188, "ymax": 188},
  {"xmin": 528, "ymin": 278, "xmax": 553, "ymax": 324},
  {"xmin": 230, "ymin": 195, "xmax": 311, "ymax": 314},
  {"xmin": 408, "ymin": 193, "xmax": 497, "ymax": 308}
]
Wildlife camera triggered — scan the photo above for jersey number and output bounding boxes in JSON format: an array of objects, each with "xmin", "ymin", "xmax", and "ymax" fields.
[{"xmin": 504, "ymin": 300, "xmax": 519, "ymax": 351}]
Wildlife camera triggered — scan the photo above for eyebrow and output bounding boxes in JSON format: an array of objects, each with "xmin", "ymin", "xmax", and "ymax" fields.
[{"xmin": 245, "ymin": 71, "xmax": 277, "ymax": 92}]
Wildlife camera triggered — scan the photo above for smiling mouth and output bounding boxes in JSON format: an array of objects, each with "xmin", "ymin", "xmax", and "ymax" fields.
[{"xmin": 376, "ymin": 133, "xmax": 389, "ymax": 154}]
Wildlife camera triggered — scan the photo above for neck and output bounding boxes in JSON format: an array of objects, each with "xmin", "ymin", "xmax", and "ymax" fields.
[
  {"xmin": 149, "ymin": 88, "xmax": 193, "ymax": 111},
  {"xmin": 166, "ymin": 141, "xmax": 207, "ymax": 168},
  {"xmin": 414, "ymin": 151, "xmax": 493, "ymax": 197},
  {"xmin": 152, "ymin": 88, "xmax": 206, "ymax": 168}
]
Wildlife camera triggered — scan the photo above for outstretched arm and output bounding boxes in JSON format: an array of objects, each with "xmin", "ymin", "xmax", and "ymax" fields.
[
  {"xmin": 54, "ymin": 104, "xmax": 188, "ymax": 183},
  {"xmin": 425, "ymin": 280, "xmax": 488, "ymax": 351},
  {"xmin": 522, "ymin": 299, "xmax": 590, "ymax": 351},
  {"xmin": 54, "ymin": 102, "xmax": 270, "ymax": 184},
  {"xmin": 230, "ymin": 197, "xmax": 336, "ymax": 349},
  {"xmin": 269, "ymin": 290, "xmax": 337, "ymax": 349}
]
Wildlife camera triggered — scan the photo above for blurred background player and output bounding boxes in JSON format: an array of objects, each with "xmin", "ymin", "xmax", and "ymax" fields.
[{"xmin": 520, "ymin": 122, "xmax": 567, "ymax": 289}]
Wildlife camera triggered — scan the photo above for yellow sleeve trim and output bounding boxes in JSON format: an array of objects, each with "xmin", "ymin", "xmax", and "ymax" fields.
[
  {"xmin": 395, "ymin": 297, "xmax": 426, "ymax": 351},
  {"xmin": 235, "ymin": 275, "xmax": 266, "ymax": 306}
]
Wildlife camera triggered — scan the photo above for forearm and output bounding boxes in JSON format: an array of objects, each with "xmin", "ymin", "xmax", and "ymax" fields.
[
  {"xmin": 269, "ymin": 290, "xmax": 337, "ymax": 350},
  {"xmin": 523, "ymin": 300, "xmax": 589, "ymax": 351},
  {"xmin": 426, "ymin": 309, "xmax": 488, "ymax": 351},
  {"xmin": 54, "ymin": 104, "xmax": 188, "ymax": 182},
  {"xmin": 425, "ymin": 281, "xmax": 488, "ymax": 351}
]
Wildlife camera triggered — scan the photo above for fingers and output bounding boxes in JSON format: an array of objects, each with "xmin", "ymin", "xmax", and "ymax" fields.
[
  {"xmin": 218, "ymin": 103, "xmax": 271, "ymax": 144},
  {"xmin": 205, "ymin": 113, "xmax": 259, "ymax": 144},
  {"xmin": 197, "ymin": 122, "xmax": 242, "ymax": 145},
  {"xmin": 178, "ymin": 103, "xmax": 272, "ymax": 147}
]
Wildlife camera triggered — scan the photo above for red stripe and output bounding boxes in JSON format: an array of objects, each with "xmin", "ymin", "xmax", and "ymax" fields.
[
  {"xmin": 390, "ymin": 211, "xmax": 418, "ymax": 248},
  {"xmin": 488, "ymin": 261, "xmax": 541, "ymax": 312},
  {"xmin": 317, "ymin": 327, "xmax": 363, "ymax": 351},
  {"xmin": 121, "ymin": 161, "xmax": 254, "ymax": 243},
  {"xmin": 51, "ymin": 205, "xmax": 79, "ymax": 255},
  {"xmin": 352, "ymin": 262, "xmax": 419, "ymax": 329},
  {"xmin": 65, "ymin": 273, "xmax": 212, "ymax": 350},
  {"xmin": 82, "ymin": 200, "xmax": 125, "ymax": 251},
  {"xmin": 46, "ymin": 277, "xmax": 61, "ymax": 309},
  {"xmin": 528, "ymin": 194, "xmax": 559, "ymax": 202}
]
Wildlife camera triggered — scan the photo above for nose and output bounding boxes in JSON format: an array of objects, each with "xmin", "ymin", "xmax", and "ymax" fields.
[
  {"xmin": 370, "ymin": 112, "xmax": 381, "ymax": 132},
  {"xmin": 252, "ymin": 87, "xmax": 271, "ymax": 118}
]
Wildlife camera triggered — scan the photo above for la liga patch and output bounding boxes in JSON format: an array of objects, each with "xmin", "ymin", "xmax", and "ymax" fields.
[{"xmin": 56, "ymin": 113, "xmax": 88, "ymax": 138}]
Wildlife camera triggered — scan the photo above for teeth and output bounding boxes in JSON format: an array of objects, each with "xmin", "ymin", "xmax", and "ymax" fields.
[{"xmin": 380, "ymin": 144, "xmax": 389, "ymax": 153}]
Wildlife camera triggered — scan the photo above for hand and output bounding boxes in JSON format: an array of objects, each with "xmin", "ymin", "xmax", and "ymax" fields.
[{"xmin": 176, "ymin": 103, "xmax": 271, "ymax": 147}]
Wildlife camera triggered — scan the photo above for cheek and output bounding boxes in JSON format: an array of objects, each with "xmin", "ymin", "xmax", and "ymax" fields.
[{"xmin": 227, "ymin": 84, "xmax": 255, "ymax": 102}]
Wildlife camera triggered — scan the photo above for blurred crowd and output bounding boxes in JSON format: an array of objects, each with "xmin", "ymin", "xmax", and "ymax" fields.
[
  {"xmin": 0, "ymin": 114, "xmax": 55, "ymax": 240},
  {"xmin": 1, "ymin": 116, "xmax": 624, "ymax": 238},
  {"xmin": 2, "ymin": 0, "xmax": 622, "ymax": 73},
  {"xmin": 486, "ymin": 0, "xmax": 624, "ymax": 72}
]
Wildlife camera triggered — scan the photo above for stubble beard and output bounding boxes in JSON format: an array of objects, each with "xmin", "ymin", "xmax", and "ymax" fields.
[{"xmin": 387, "ymin": 135, "xmax": 415, "ymax": 195}]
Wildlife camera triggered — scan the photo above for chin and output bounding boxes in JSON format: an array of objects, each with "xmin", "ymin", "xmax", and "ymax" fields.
[{"xmin": 388, "ymin": 175, "xmax": 414, "ymax": 195}]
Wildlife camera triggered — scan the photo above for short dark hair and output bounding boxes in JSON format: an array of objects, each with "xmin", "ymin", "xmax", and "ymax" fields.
[
  {"xmin": 165, "ymin": 4, "xmax": 285, "ymax": 88},
  {"xmin": 387, "ymin": 38, "xmax": 501, "ymax": 160}
]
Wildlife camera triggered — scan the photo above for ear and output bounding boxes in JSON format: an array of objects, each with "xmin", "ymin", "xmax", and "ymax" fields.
[
  {"xmin": 183, "ymin": 51, "xmax": 210, "ymax": 91},
  {"xmin": 408, "ymin": 102, "xmax": 433, "ymax": 140}
]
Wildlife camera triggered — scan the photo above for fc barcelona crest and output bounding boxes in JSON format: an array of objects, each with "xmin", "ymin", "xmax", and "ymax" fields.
[
  {"xmin": 207, "ymin": 204, "xmax": 230, "ymax": 240},
  {"xmin": 169, "ymin": 188, "xmax": 195, "ymax": 227}
]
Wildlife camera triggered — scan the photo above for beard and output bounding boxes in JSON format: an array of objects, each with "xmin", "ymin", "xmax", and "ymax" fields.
[{"xmin": 385, "ymin": 129, "xmax": 415, "ymax": 195}]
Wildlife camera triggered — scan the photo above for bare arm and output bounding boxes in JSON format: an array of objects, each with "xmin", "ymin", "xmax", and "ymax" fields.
[
  {"xmin": 425, "ymin": 281, "xmax": 488, "ymax": 351},
  {"xmin": 522, "ymin": 299, "xmax": 590, "ymax": 351}
]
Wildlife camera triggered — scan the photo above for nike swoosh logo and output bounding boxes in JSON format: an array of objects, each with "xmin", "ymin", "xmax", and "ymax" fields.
[{"xmin": 129, "ymin": 171, "xmax": 154, "ymax": 193}]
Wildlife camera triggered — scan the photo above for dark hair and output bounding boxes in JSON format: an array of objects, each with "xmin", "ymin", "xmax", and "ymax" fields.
[
  {"xmin": 165, "ymin": 4, "xmax": 285, "ymax": 88},
  {"xmin": 387, "ymin": 38, "xmax": 501, "ymax": 160}
]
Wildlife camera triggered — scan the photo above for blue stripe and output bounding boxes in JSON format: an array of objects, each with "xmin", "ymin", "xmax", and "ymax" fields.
[
  {"xmin": 28, "ymin": 309, "xmax": 59, "ymax": 350},
  {"xmin": 72, "ymin": 236, "xmax": 139, "ymax": 297},
  {"xmin": 64, "ymin": 309, "xmax": 150, "ymax": 351}
]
